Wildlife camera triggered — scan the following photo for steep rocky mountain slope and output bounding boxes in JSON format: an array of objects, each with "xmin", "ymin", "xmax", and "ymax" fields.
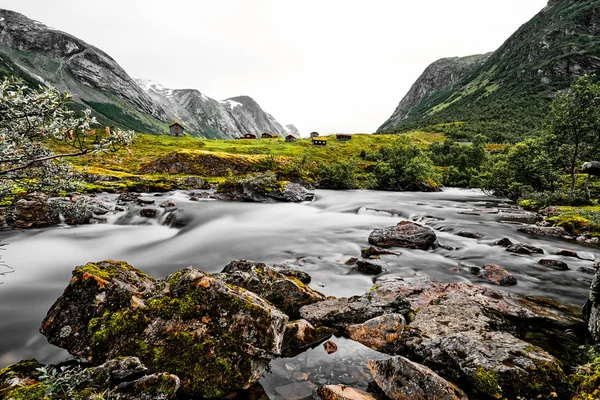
[
  {"xmin": 0, "ymin": 8, "xmax": 295, "ymax": 139},
  {"xmin": 0, "ymin": 9, "xmax": 168, "ymax": 134},
  {"xmin": 378, "ymin": 0, "xmax": 600, "ymax": 141},
  {"xmin": 136, "ymin": 80, "xmax": 293, "ymax": 139}
]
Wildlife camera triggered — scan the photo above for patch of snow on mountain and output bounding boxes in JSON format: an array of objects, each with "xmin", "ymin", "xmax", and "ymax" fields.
[{"xmin": 220, "ymin": 99, "xmax": 243, "ymax": 109}]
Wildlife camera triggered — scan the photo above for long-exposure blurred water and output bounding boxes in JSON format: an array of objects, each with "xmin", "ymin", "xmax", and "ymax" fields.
[{"xmin": 0, "ymin": 188, "xmax": 596, "ymax": 396}]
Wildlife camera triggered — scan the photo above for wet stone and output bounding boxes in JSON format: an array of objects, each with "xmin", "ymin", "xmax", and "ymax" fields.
[
  {"xmin": 578, "ymin": 266, "xmax": 598, "ymax": 275},
  {"xmin": 517, "ymin": 225, "xmax": 570, "ymax": 238},
  {"xmin": 506, "ymin": 243, "xmax": 543, "ymax": 255},
  {"xmin": 368, "ymin": 221, "xmax": 437, "ymax": 250},
  {"xmin": 456, "ymin": 231, "xmax": 482, "ymax": 239},
  {"xmin": 353, "ymin": 260, "xmax": 384, "ymax": 275},
  {"xmin": 457, "ymin": 262, "xmax": 480, "ymax": 275},
  {"xmin": 361, "ymin": 247, "xmax": 401, "ymax": 259},
  {"xmin": 477, "ymin": 264, "xmax": 517, "ymax": 286},
  {"xmin": 494, "ymin": 237, "xmax": 513, "ymax": 247},
  {"xmin": 139, "ymin": 208, "xmax": 157, "ymax": 218},
  {"xmin": 345, "ymin": 257, "xmax": 358, "ymax": 266},
  {"xmin": 315, "ymin": 385, "xmax": 379, "ymax": 400},
  {"xmin": 324, "ymin": 340, "xmax": 338, "ymax": 354},
  {"xmin": 538, "ymin": 259, "xmax": 569, "ymax": 271}
]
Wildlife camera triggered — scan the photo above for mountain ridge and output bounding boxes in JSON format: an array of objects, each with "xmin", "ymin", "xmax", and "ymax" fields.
[
  {"xmin": 135, "ymin": 79, "xmax": 294, "ymax": 139},
  {"xmin": 0, "ymin": 8, "xmax": 295, "ymax": 139},
  {"xmin": 378, "ymin": 0, "xmax": 600, "ymax": 141}
]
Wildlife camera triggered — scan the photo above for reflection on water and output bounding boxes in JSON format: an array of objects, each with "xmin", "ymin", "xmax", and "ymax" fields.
[
  {"xmin": 260, "ymin": 337, "xmax": 390, "ymax": 399},
  {"xmin": 0, "ymin": 189, "xmax": 596, "ymax": 371}
]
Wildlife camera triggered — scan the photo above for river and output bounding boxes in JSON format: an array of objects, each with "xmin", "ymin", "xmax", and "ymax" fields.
[{"xmin": 0, "ymin": 188, "xmax": 596, "ymax": 396}]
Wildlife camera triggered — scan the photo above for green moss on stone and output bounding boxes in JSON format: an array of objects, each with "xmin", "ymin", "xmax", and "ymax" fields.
[
  {"xmin": 1, "ymin": 383, "xmax": 48, "ymax": 400},
  {"xmin": 471, "ymin": 367, "xmax": 501, "ymax": 397}
]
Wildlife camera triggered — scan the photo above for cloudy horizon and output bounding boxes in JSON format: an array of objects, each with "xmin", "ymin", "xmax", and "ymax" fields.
[{"xmin": 1, "ymin": 0, "xmax": 548, "ymax": 134}]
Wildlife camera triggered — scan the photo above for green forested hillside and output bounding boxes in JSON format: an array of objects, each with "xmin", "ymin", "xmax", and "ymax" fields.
[{"xmin": 379, "ymin": 0, "xmax": 600, "ymax": 142}]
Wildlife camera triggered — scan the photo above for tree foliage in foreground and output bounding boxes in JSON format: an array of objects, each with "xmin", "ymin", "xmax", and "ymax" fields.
[
  {"xmin": 0, "ymin": 77, "xmax": 135, "ymax": 198},
  {"xmin": 546, "ymin": 74, "xmax": 600, "ymax": 196}
]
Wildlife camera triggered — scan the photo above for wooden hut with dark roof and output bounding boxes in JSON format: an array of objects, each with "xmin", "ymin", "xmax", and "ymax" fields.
[{"xmin": 169, "ymin": 122, "xmax": 184, "ymax": 137}]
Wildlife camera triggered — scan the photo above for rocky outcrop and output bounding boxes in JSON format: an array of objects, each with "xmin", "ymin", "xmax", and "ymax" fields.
[
  {"xmin": 0, "ymin": 9, "xmax": 167, "ymax": 133},
  {"xmin": 368, "ymin": 357, "xmax": 467, "ymax": 400},
  {"xmin": 39, "ymin": 260, "xmax": 288, "ymax": 398},
  {"xmin": 216, "ymin": 172, "xmax": 315, "ymax": 203},
  {"xmin": 368, "ymin": 221, "xmax": 437, "ymax": 250},
  {"xmin": 343, "ymin": 275, "xmax": 584, "ymax": 399},
  {"xmin": 377, "ymin": 54, "xmax": 491, "ymax": 132},
  {"xmin": 299, "ymin": 286, "xmax": 411, "ymax": 329},
  {"xmin": 215, "ymin": 259, "xmax": 325, "ymax": 318},
  {"xmin": 517, "ymin": 225, "xmax": 570, "ymax": 238},
  {"xmin": 8, "ymin": 192, "xmax": 93, "ymax": 229},
  {"xmin": 582, "ymin": 161, "xmax": 600, "ymax": 176}
]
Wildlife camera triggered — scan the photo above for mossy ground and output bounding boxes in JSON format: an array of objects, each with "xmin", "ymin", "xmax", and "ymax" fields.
[
  {"xmin": 547, "ymin": 206, "xmax": 600, "ymax": 236},
  {"xmin": 49, "ymin": 131, "xmax": 447, "ymax": 192},
  {"xmin": 82, "ymin": 264, "xmax": 280, "ymax": 398}
]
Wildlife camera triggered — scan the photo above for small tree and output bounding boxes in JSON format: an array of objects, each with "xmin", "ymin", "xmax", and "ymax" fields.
[
  {"xmin": 0, "ymin": 77, "xmax": 135, "ymax": 198},
  {"xmin": 546, "ymin": 74, "xmax": 600, "ymax": 197}
]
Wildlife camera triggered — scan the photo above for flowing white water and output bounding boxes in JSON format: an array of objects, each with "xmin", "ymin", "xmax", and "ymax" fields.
[{"xmin": 0, "ymin": 188, "xmax": 595, "ymax": 374}]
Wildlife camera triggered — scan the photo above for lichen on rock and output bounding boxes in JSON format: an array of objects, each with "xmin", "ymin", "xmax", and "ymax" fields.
[{"xmin": 39, "ymin": 260, "xmax": 288, "ymax": 398}]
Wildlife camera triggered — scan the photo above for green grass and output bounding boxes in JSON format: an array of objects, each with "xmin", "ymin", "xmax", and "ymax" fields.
[{"xmin": 61, "ymin": 132, "xmax": 443, "ymax": 176}]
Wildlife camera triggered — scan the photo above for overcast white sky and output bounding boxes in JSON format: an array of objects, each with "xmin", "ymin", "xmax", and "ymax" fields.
[{"xmin": 2, "ymin": 0, "xmax": 547, "ymax": 134}]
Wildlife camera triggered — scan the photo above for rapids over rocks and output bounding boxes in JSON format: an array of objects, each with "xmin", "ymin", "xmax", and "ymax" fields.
[{"xmin": 0, "ymin": 188, "xmax": 597, "ymax": 398}]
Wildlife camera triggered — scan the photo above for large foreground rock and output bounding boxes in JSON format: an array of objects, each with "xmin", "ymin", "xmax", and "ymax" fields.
[
  {"xmin": 40, "ymin": 260, "xmax": 288, "ymax": 398},
  {"xmin": 368, "ymin": 357, "xmax": 467, "ymax": 400},
  {"xmin": 215, "ymin": 259, "xmax": 325, "ymax": 318},
  {"xmin": 368, "ymin": 221, "xmax": 437, "ymax": 250},
  {"xmin": 347, "ymin": 275, "xmax": 584, "ymax": 399}
]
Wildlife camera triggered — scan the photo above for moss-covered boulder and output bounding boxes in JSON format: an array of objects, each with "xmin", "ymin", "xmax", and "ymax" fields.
[
  {"xmin": 39, "ymin": 260, "xmax": 288, "ymax": 398},
  {"xmin": 215, "ymin": 259, "xmax": 326, "ymax": 318},
  {"xmin": 216, "ymin": 172, "xmax": 315, "ymax": 203}
]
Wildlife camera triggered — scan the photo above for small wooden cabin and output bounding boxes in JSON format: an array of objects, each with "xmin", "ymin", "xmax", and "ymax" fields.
[
  {"xmin": 262, "ymin": 132, "xmax": 275, "ymax": 139},
  {"xmin": 312, "ymin": 138, "xmax": 327, "ymax": 146},
  {"xmin": 169, "ymin": 122, "xmax": 184, "ymax": 137},
  {"xmin": 310, "ymin": 132, "xmax": 320, "ymax": 138},
  {"xmin": 285, "ymin": 134, "xmax": 297, "ymax": 142},
  {"xmin": 241, "ymin": 133, "xmax": 257, "ymax": 140},
  {"xmin": 336, "ymin": 134, "xmax": 352, "ymax": 141}
]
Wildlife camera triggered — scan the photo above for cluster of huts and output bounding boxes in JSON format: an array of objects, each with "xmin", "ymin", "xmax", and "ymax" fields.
[{"xmin": 168, "ymin": 122, "xmax": 352, "ymax": 146}]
